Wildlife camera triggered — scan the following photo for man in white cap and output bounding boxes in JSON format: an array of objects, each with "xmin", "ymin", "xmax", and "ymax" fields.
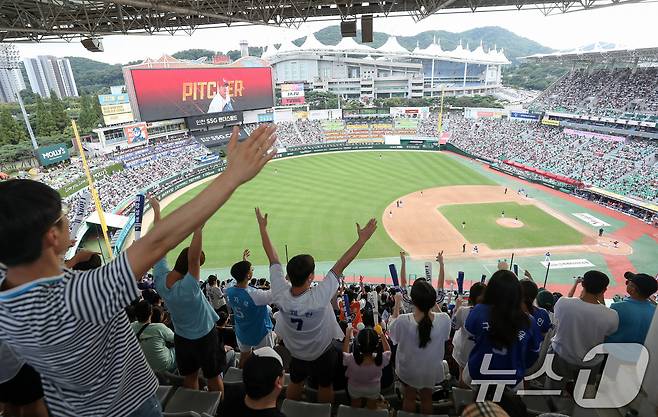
[
  {"xmin": 208, "ymin": 80, "xmax": 234, "ymax": 113},
  {"xmin": 240, "ymin": 347, "xmax": 286, "ymax": 417}
]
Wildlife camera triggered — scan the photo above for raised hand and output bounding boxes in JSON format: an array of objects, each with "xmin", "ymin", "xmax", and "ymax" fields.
[
  {"xmin": 400, "ymin": 250, "xmax": 407, "ymax": 260},
  {"xmin": 147, "ymin": 193, "xmax": 160, "ymax": 212},
  {"xmin": 255, "ymin": 207, "xmax": 268, "ymax": 228},
  {"xmin": 435, "ymin": 250, "xmax": 444, "ymax": 265},
  {"xmin": 225, "ymin": 125, "xmax": 277, "ymax": 186},
  {"xmin": 356, "ymin": 218, "xmax": 377, "ymax": 242},
  {"xmin": 242, "ymin": 249, "xmax": 251, "ymax": 261}
]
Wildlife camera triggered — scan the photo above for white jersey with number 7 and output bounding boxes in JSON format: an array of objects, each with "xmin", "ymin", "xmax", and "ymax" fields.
[{"xmin": 269, "ymin": 264, "xmax": 344, "ymax": 361}]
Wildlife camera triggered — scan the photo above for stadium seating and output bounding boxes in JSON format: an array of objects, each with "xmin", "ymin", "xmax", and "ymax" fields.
[
  {"xmin": 281, "ymin": 399, "xmax": 331, "ymax": 417},
  {"xmin": 336, "ymin": 404, "xmax": 389, "ymax": 416},
  {"xmin": 446, "ymin": 113, "xmax": 658, "ymax": 203},
  {"xmin": 163, "ymin": 388, "xmax": 221, "ymax": 415},
  {"xmin": 533, "ymin": 67, "xmax": 658, "ymax": 115}
]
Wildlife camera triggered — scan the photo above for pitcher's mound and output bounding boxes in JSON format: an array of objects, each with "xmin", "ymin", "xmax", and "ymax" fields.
[{"xmin": 497, "ymin": 218, "xmax": 524, "ymax": 228}]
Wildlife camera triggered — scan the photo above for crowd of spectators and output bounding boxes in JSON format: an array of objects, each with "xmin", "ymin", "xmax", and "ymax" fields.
[
  {"xmin": 1, "ymin": 126, "xmax": 657, "ymax": 417},
  {"xmin": 37, "ymin": 138, "xmax": 211, "ymax": 230},
  {"xmin": 533, "ymin": 67, "xmax": 658, "ymax": 116},
  {"xmin": 275, "ymin": 120, "xmax": 326, "ymax": 147},
  {"xmin": 446, "ymin": 114, "xmax": 658, "ymax": 203}
]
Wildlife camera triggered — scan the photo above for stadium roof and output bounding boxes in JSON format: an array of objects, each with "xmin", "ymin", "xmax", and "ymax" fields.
[
  {"xmin": 0, "ymin": 0, "xmax": 652, "ymax": 42},
  {"xmin": 269, "ymin": 35, "xmax": 510, "ymax": 64},
  {"xmin": 521, "ymin": 46, "xmax": 658, "ymax": 64}
]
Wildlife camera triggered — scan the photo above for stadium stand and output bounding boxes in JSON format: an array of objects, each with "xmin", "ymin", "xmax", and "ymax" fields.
[
  {"xmin": 0, "ymin": 124, "xmax": 656, "ymax": 417},
  {"xmin": 39, "ymin": 137, "xmax": 210, "ymax": 224},
  {"xmin": 445, "ymin": 114, "xmax": 658, "ymax": 203},
  {"xmin": 532, "ymin": 67, "xmax": 658, "ymax": 116}
]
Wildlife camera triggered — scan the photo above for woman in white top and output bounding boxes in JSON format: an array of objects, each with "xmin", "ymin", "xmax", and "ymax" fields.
[
  {"xmin": 389, "ymin": 280, "xmax": 451, "ymax": 415},
  {"xmin": 451, "ymin": 282, "xmax": 486, "ymax": 382}
]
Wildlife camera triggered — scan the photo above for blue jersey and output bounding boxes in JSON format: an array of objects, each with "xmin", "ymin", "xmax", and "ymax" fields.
[
  {"xmin": 153, "ymin": 259, "xmax": 218, "ymax": 340},
  {"xmin": 531, "ymin": 307, "xmax": 552, "ymax": 334},
  {"xmin": 466, "ymin": 304, "xmax": 542, "ymax": 384},
  {"xmin": 225, "ymin": 285, "xmax": 273, "ymax": 346}
]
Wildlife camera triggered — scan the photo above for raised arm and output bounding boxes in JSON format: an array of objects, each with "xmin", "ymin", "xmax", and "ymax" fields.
[
  {"xmin": 331, "ymin": 219, "xmax": 377, "ymax": 277},
  {"xmin": 435, "ymin": 250, "xmax": 445, "ymax": 291},
  {"xmin": 379, "ymin": 329, "xmax": 391, "ymax": 352},
  {"xmin": 343, "ymin": 326, "xmax": 353, "ymax": 353},
  {"xmin": 147, "ymin": 193, "xmax": 161, "ymax": 224},
  {"xmin": 256, "ymin": 207, "xmax": 280, "ymax": 265},
  {"xmin": 399, "ymin": 251, "xmax": 407, "ymax": 288},
  {"xmin": 187, "ymin": 228, "xmax": 203, "ymax": 280},
  {"xmin": 129, "ymin": 125, "xmax": 277, "ymax": 279},
  {"xmin": 524, "ymin": 270, "xmax": 534, "ymax": 282},
  {"xmin": 392, "ymin": 292, "xmax": 402, "ymax": 318},
  {"xmin": 568, "ymin": 276, "xmax": 582, "ymax": 298}
]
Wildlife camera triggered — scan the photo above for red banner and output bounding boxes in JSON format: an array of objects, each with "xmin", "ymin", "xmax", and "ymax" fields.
[
  {"xmin": 124, "ymin": 123, "xmax": 148, "ymax": 144},
  {"xmin": 130, "ymin": 67, "xmax": 274, "ymax": 121},
  {"xmin": 282, "ymin": 96, "xmax": 306, "ymax": 105}
]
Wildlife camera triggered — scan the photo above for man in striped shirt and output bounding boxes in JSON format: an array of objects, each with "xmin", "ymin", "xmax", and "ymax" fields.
[{"xmin": 0, "ymin": 125, "xmax": 277, "ymax": 417}]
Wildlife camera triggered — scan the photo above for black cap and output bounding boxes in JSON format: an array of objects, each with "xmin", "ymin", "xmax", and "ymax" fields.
[{"xmin": 624, "ymin": 272, "xmax": 658, "ymax": 298}]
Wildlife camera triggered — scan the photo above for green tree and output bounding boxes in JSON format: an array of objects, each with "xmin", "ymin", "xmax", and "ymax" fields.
[
  {"xmin": 0, "ymin": 108, "xmax": 27, "ymax": 145},
  {"xmin": 78, "ymin": 95, "xmax": 98, "ymax": 134},
  {"xmin": 35, "ymin": 96, "xmax": 57, "ymax": 137},
  {"xmin": 49, "ymin": 92, "xmax": 69, "ymax": 131}
]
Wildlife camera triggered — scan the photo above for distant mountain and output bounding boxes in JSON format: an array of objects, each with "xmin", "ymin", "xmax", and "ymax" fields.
[
  {"xmin": 66, "ymin": 57, "xmax": 124, "ymax": 94},
  {"xmin": 294, "ymin": 25, "xmax": 553, "ymax": 62}
]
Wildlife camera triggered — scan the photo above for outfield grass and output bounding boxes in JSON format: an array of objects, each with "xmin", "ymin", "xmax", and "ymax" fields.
[
  {"xmin": 439, "ymin": 202, "xmax": 584, "ymax": 249},
  {"xmin": 163, "ymin": 151, "xmax": 495, "ymax": 268}
]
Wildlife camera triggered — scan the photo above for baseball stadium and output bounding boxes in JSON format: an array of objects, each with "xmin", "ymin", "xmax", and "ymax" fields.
[{"xmin": 1, "ymin": 1, "xmax": 658, "ymax": 417}]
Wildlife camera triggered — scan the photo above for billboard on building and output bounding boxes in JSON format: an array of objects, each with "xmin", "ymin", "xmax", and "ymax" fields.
[
  {"xmin": 103, "ymin": 113, "xmax": 135, "ymax": 125},
  {"xmin": 99, "ymin": 93, "xmax": 134, "ymax": 125},
  {"xmin": 281, "ymin": 83, "xmax": 305, "ymax": 105},
  {"xmin": 194, "ymin": 127, "xmax": 248, "ymax": 147},
  {"xmin": 124, "ymin": 123, "xmax": 148, "ymax": 144},
  {"xmin": 37, "ymin": 143, "xmax": 70, "ymax": 166},
  {"xmin": 130, "ymin": 67, "xmax": 274, "ymax": 122},
  {"xmin": 186, "ymin": 111, "xmax": 243, "ymax": 131},
  {"xmin": 98, "ymin": 93, "xmax": 130, "ymax": 105}
]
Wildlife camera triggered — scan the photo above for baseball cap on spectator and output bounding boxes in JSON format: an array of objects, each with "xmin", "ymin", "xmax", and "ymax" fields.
[
  {"xmin": 536, "ymin": 289, "xmax": 555, "ymax": 310},
  {"xmin": 243, "ymin": 347, "xmax": 284, "ymax": 400},
  {"xmin": 624, "ymin": 271, "xmax": 658, "ymax": 298}
]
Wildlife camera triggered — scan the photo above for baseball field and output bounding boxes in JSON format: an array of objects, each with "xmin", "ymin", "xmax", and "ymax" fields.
[{"xmin": 154, "ymin": 150, "xmax": 658, "ymax": 296}]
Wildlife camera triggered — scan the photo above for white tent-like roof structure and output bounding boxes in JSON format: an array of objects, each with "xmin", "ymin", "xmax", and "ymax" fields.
[
  {"xmin": 449, "ymin": 41, "xmax": 470, "ymax": 60},
  {"xmin": 421, "ymin": 37, "xmax": 444, "ymax": 56},
  {"xmin": 276, "ymin": 39, "xmax": 299, "ymax": 53},
  {"xmin": 261, "ymin": 43, "xmax": 278, "ymax": 59},
  {"xmin": 332, "ymin": 37, "xmax": 373, "ymax": 52},
  {"xmin": 300, "ymin": 33, "xmax": 327, "ymax": 50},
  {"xmin": 472, "ymin": 41, "xmax": 490, "ymax": 61},
  {"xmin": 378, "ymin": 36, "xmax": 409, "ymax": 54}
]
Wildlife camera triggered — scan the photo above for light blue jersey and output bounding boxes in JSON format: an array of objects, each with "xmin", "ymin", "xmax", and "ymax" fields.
[{"xmin": 225, "ymin": 285, "xmax": 273, "ymax": 346}]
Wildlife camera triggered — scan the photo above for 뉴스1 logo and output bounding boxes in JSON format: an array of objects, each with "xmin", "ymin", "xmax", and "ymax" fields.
[{"xmin": 471, "ymin": 343, "xmax": 648, "ymax": 408}]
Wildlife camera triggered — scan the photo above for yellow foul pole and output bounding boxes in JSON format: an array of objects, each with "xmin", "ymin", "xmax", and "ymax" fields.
[
  {"xmin": 71, "ymin": 120, "xmax": 113, "ymax": 259},
  {"xmin": 437, "ymin": 86, "xmax": 445, "ymax": 134}
]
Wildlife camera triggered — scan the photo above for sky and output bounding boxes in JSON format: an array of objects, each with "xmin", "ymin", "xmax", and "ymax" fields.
[{"xmin": 15, "ymin": 2, "xmax": 658, "ymax": 65}]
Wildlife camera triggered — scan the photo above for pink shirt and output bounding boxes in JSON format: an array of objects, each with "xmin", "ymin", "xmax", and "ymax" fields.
[{"xmin": 342, "ymin": 351, "xmax": 392, "ymax": 389}]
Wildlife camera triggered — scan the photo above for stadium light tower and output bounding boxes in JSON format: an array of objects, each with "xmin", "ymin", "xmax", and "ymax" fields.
[{"xmin": 0, "ymin": 44, "xmax": 38, "ymax": 150}]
